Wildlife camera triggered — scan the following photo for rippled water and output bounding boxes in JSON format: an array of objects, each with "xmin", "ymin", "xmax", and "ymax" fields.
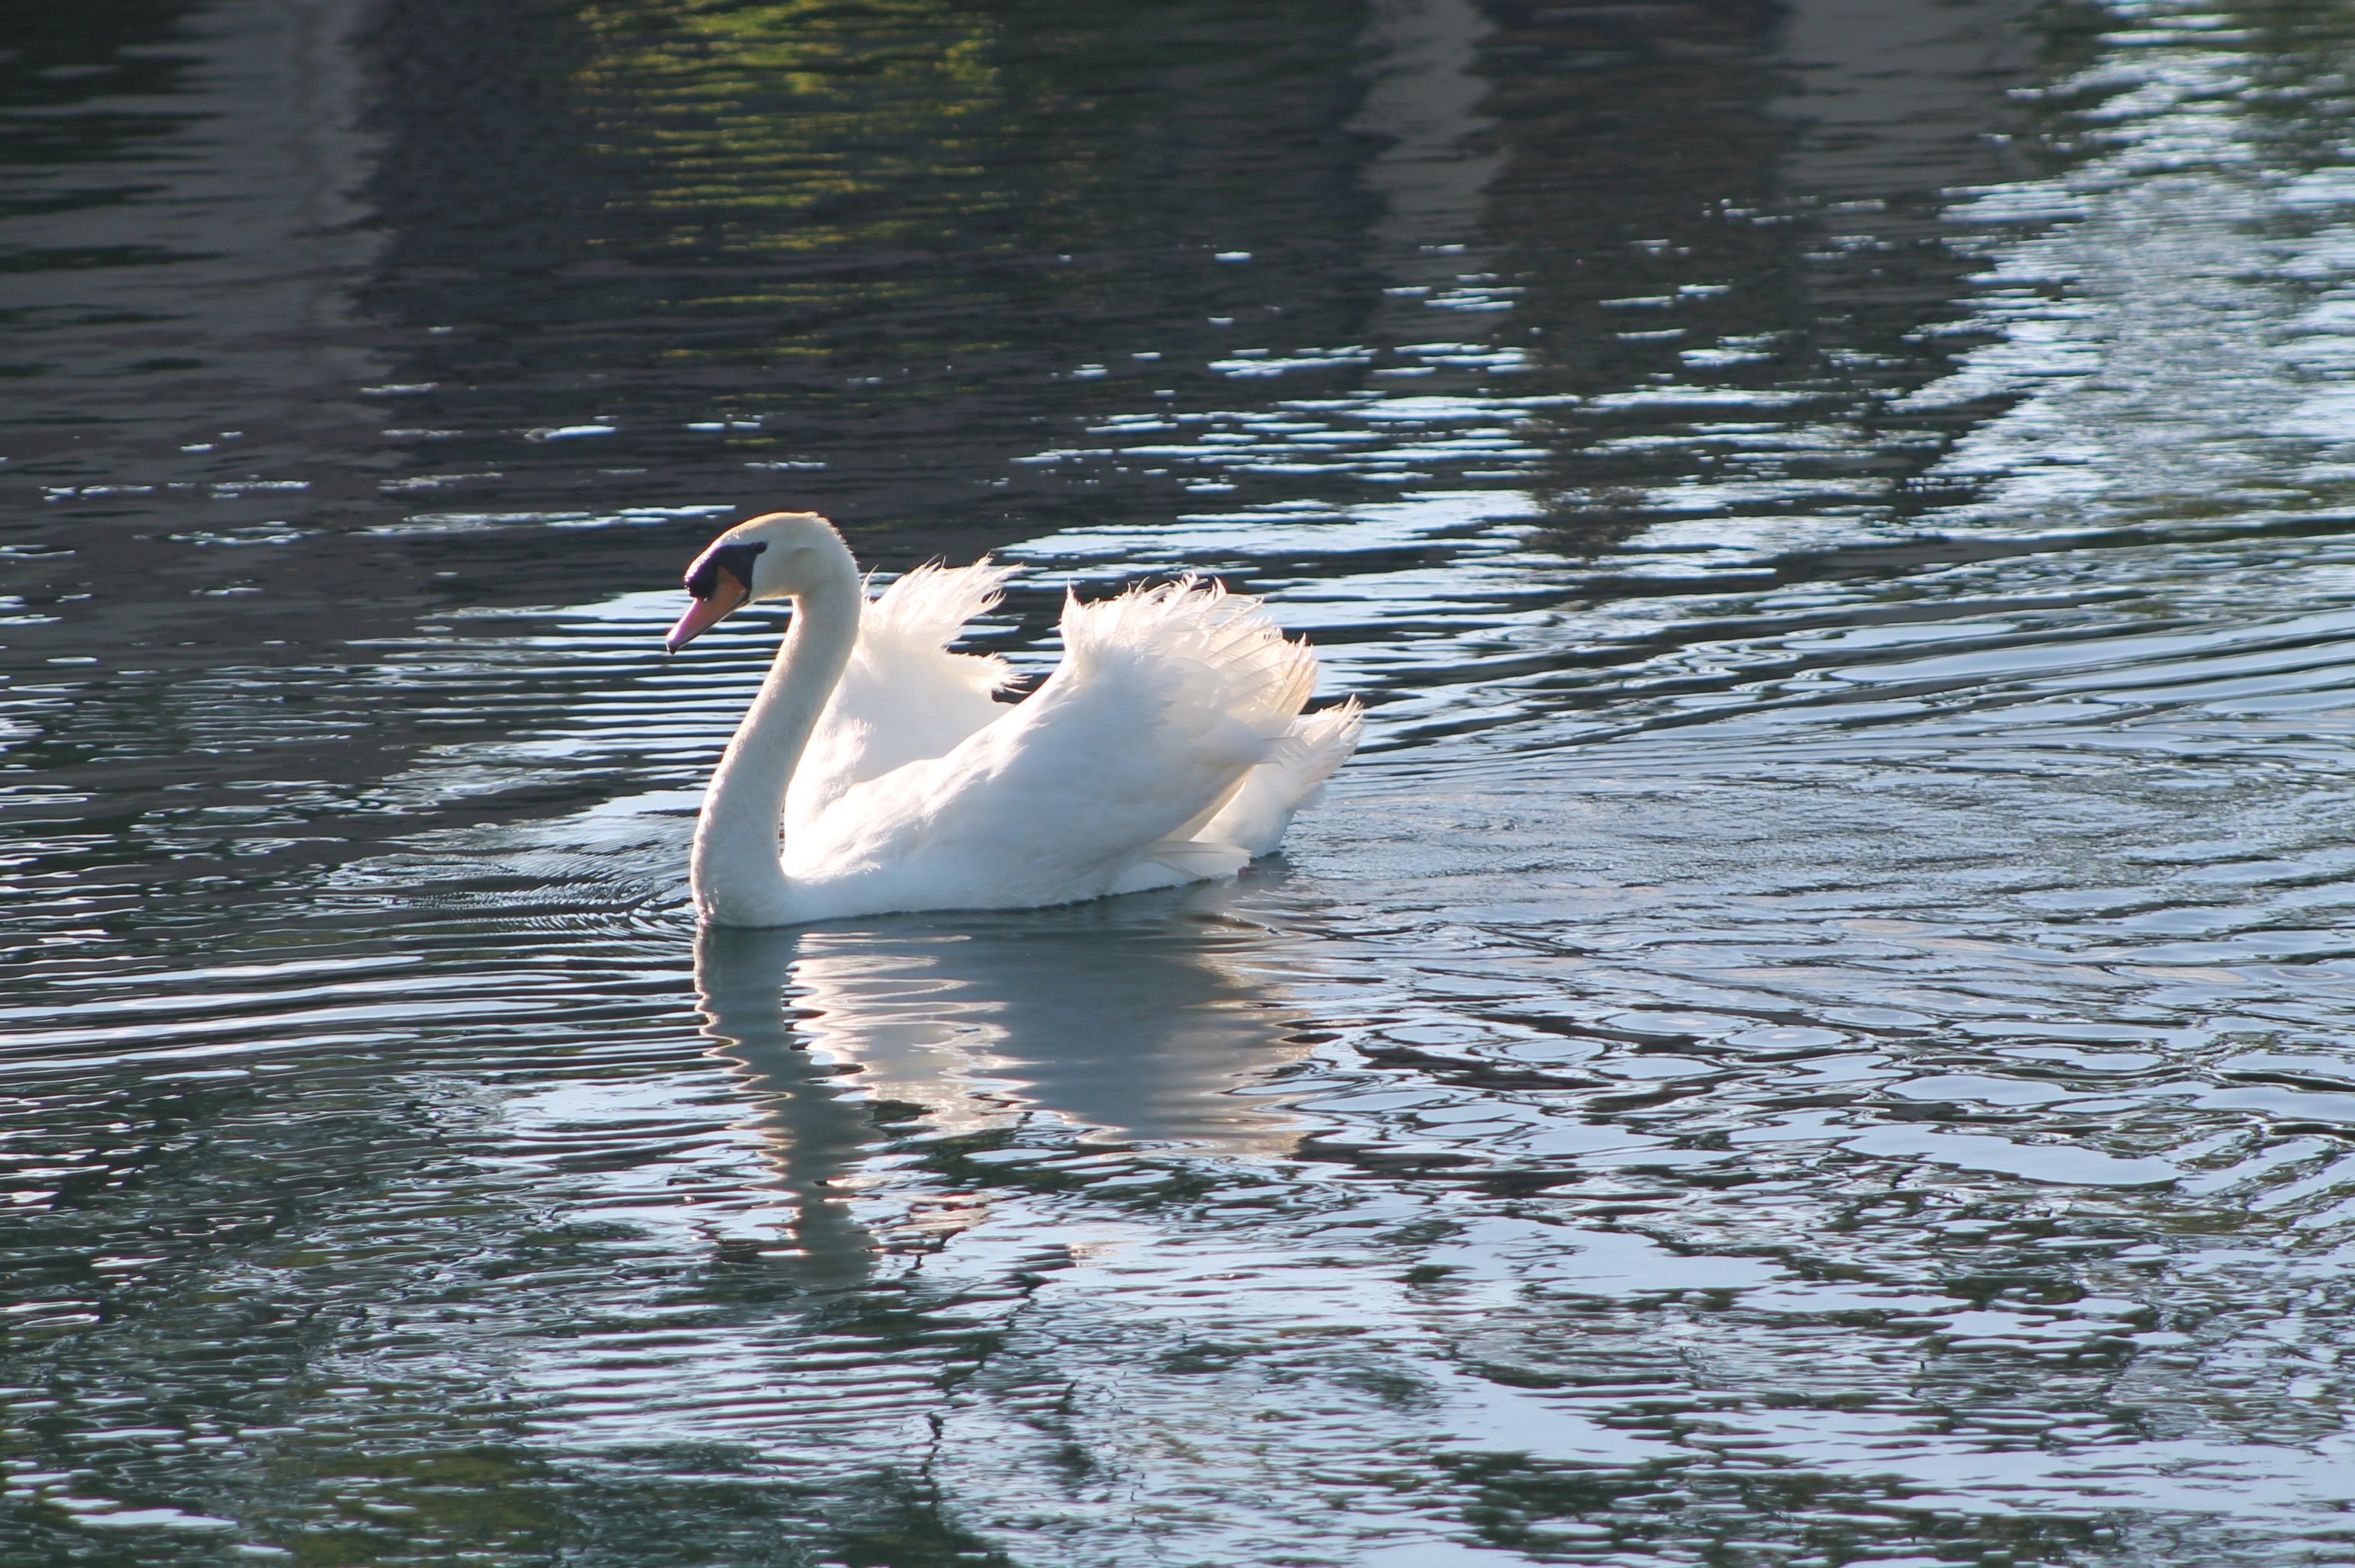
[{"xmin": 8, "ymin": 0, "xmax": 2355, "ymax": 1562}]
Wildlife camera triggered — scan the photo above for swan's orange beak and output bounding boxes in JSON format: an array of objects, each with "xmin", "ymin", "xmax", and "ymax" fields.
[{"xmin": 664, "ymin": 568, "xmax": 750, "ymax": 654}]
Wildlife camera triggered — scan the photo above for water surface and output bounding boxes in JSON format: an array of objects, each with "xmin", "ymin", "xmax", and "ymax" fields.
[{"xmin": 6, "ymin": 0, "xmax": 2355, "ymax": 1563}]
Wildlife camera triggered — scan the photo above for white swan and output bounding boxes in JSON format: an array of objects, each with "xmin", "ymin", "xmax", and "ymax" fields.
[{"xmin": 663, "ymin": 511, "xmax": 1361, "ymax": 926}]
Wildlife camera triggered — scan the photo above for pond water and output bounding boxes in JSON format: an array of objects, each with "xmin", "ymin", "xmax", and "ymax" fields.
[{"xmin": 7, "ymin": 0, "xmax": 2355, "ymax": 1563}]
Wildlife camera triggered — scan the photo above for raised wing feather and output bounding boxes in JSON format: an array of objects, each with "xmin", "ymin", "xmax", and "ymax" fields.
[{"xmin": 786, "ymin": 560, "xmax": 1016, "ymax": 831}]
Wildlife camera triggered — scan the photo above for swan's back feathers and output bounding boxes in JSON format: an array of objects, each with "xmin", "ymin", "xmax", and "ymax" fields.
[
  {"xmin": 785, "ymin": 573, "xmax": 1354, "ymax": 917},
  {"xmin": 1058, "ymin": 576, "xmax": 1316, "ymax": 737}
]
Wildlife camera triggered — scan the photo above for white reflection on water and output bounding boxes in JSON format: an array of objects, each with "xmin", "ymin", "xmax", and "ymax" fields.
[
  {"xmin": 470, "ymin": 902, "xmax": 1323, "ymax": 1453},
  {"xmin": 1917, "ymin": 21, "xmax": 2355, "ymax": 531},
  {"xmin": 766, "ymin": 910, "xmax": 1314, "ymax": 1155}
]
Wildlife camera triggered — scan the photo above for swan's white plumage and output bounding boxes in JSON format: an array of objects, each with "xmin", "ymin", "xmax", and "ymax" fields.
[
  {"xmin": 677, "ymin": 513, "xmax": 1358, "ymax": 926},
  {"xmin": 785, "ymin": 559, "xmax": 1017, "ymax": 828},
  {"xmin": 785, "ymin": 570, "xmax": 1355, "ymax": 912}
]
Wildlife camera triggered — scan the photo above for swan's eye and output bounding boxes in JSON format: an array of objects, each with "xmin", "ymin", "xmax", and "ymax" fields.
[{"xmin": 686, "ymin": 539, "xmax": 767, "ymax": 599}]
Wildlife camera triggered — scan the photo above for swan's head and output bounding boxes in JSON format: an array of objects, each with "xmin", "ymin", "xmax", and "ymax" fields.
[{"xmin": 665, "ymin": 511, "xmax": 850, "ymax": 653}]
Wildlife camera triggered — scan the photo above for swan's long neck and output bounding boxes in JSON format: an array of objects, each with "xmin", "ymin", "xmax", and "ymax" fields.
[{"xmin": 691, "ymin": 554, "xmax": 861, "ymax": 925}]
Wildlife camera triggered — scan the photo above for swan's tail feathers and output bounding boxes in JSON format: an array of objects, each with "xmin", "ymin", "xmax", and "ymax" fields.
[
  {"xmin": 1286, "ymin": 697, "xmax": 1365, "ymax": 792},
  {"xmin": 1059, "ymin": 576, "xmax": 1318, "ymax": 737},
  {"xmin": 1108, "ymin": 837, "xmax": 1252, "ymax": 895},
  {"xmin": 1196, "ymin": 697, "xmax": 1364, "ymax": 857}
]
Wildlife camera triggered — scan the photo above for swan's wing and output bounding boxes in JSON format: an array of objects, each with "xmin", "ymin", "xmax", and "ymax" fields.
[
  {"xmin": 791, "ymin": 578, "xmax": 1321, "ymax": 911},
  {"xmin": 786, "ymin": 560, "xmax": 1017, "ymax": 829}
]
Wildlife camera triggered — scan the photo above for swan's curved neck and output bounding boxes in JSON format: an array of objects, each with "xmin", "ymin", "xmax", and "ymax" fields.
[{"xmin": 691, "ymin": 554, "xmax": 861, "ymax": 925}]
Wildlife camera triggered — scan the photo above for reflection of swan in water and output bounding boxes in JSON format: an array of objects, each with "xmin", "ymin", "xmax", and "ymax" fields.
[
  {"xmin": 786, "ymin": 887, "xmax": 1316, "ymax": 1155},
  {"xmin": 692, "ymin": 881, "xmax": 1316, "ymax": 1276},
  {"xmin": 694, "ymin": 924, "xmax": 880, "ymax": 1292}
]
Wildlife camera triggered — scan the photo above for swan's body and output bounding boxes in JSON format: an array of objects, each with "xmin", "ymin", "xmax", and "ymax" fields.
[{"xmin": 667, "ymin": 512, "xmax": 1360, "ymax": 927}]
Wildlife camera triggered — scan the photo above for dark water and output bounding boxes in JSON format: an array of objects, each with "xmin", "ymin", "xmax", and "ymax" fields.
[{"xmin": 7, "ymin": 0, "xmax": 2355, "ymax": 1561}]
